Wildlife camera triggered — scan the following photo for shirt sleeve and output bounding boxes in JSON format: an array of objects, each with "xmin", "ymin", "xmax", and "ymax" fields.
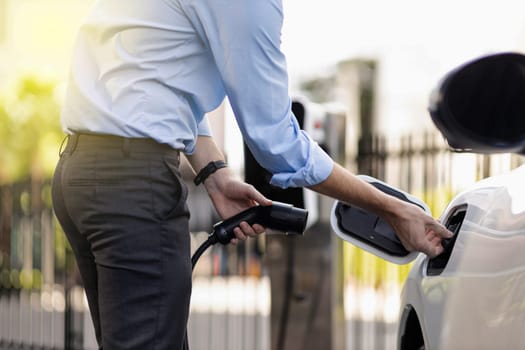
[
  {"xmin": 181, "ymin": 0, "xmax": 333, "ymax": 188},
  {"xmin": 197, "ymin": 115, "xmax": 212, "ymax": 137}
]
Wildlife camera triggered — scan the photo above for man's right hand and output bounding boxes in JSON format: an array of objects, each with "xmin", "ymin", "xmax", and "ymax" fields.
[{"xmin": 384, "ymin": 200, "xmax": 453, "ymax": 258}]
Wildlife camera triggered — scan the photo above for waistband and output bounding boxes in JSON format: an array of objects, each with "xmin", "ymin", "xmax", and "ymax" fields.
[{"xmin": 60, "ymin": 133, "xmax": 180, "ymax": 157}]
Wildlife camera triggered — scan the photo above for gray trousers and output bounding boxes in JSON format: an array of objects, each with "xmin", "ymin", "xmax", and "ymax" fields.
[{"xmin": 52, "ymin": 133, "xmax": 191, "ymax": 349}]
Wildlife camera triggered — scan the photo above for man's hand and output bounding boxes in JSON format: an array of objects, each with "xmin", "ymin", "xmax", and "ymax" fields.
[
  {"xmin": 204, "ymin": 167, "xmax": 272, "ymax": 244},
  {"xmin": 186, "ymin": 136, "xmax": 272, "ymax": 244},
  {"xmin": 384, "ymin": 200, "xmax": 453, "ymax": 258}
]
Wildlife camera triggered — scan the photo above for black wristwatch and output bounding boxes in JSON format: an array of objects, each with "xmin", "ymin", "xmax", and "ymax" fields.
[{"xmin": 193, "ymin": 160, "xmax": 227, "ymax": 186}]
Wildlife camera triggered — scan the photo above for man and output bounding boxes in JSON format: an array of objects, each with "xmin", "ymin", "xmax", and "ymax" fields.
[{"xmin": 52, "ymin": 0, "xmax": 452, "ymax": 349}]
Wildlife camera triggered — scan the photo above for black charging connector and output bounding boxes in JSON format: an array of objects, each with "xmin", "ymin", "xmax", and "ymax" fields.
[{"xmin": 191, "ymin": 202, "xmax": 308, "ymax": 269}]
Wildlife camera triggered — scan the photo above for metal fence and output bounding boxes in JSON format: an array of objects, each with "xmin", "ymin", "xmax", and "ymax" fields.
[
  {"xmin": 0, "ymin": 179, "xmax": 74, "ymax": 349},
  {"xmin": 0, "ymin": 133, "xmax": 523, "ymax": 349},
  {"xmin": 344, "ymin": 132, "xmax": 524, "ymax": 350},
  {"xmin": 0, "ymin": 177, "xmax": 271, "ymax": 349}
]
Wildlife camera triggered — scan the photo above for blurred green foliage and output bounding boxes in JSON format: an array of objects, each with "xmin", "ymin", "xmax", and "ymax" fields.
[{"xmin": 0, "ymin": 75, "xmax": 64, "ymax": 183}]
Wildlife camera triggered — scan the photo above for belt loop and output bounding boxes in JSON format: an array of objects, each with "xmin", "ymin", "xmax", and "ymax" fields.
[
  {"xmin": 60, "ymin": 134, "xmax": 79, "ymax": 156},
  {"xmin": 122, "ymin": 138, "xmax": 131, "ymax": 157},
  {"xmin": 69, "ymin": 134, "xmax": 79, "ymax": 154},
  {"xmin": 58, "ymin": 135, "xmax": 70, "ymax": 157}
]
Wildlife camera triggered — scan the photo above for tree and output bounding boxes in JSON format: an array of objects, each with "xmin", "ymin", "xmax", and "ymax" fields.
[{"xmin": 0, "ymin": 75, "xmax": 63, "ymax": 183}]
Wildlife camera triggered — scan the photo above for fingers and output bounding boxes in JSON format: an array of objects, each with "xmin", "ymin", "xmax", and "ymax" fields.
[
  {"xmin": 426, "ymin": 220, "xmax": 453, "ymax": 239},
  {"xmin": 252, "ymin": 224, "xmax": 265, "ymax": 234},
  {"xmin": 430, "ymin": 244, "xmax": 445, "ymax": 258},
  {"xmin": 413, "ymin": 217, "xmax": 453, "ymax": 257},
  {"xmin": 233, "ymin": 227, "xmax": 247, "ymax": 241},
  {"xmin": 421, "ymin": 222, "xmax": 453, "ymax": 257},
  {"xmin": 244, "ymin": 184, "xmax": 272, "ymax": 206},
  {"xmin": 426, "ymin": 232, "xmax": 445, "ymax": 257},
  {"xmin": 416, "ymin": 238, "xmax": 440, "ymax": 258},
  {"xmin": 232, "ymin": 222, "xmax": 266, "ymax": 243}
]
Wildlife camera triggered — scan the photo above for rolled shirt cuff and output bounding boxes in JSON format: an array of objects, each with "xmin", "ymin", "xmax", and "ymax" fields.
[
  {"xmin": 269, "ymin": 142, "xmax": 334, "ymax": 188},
  {"xmin": 197, "ymin": 115, "xmax": 212, "ymax": 137}
]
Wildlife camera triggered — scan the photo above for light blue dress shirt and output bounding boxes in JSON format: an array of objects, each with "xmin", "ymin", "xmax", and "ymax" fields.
[{"xmin": 62, "ymin": 0, "xmax": 333, "ymax": 188}]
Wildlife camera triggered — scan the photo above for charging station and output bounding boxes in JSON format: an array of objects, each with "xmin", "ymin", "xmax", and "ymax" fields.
[{"xmin": 244, "ymin": 98, "xmax": 348, "ymax": 350}]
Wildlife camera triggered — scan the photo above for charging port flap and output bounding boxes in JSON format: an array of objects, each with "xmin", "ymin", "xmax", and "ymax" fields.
[{"xmin": 330, "ymin": 175, "xmax": 430, "ymax": 265}]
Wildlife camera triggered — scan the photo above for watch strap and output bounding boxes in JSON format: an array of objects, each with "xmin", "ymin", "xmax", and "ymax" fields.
[{"xmin": 193, "ymin": 160, "xmax": 227, "ymax": 186}]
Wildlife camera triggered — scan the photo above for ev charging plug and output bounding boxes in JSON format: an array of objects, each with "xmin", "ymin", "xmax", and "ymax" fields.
[{"xmin": 191, "ymin": 202, "xmax": 308, "ymax": 269}]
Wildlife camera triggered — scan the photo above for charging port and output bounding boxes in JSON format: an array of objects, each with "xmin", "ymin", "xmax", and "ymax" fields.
[{"xmin": 427, "ymin": 205, "xmax": 467, "ymax": 276}]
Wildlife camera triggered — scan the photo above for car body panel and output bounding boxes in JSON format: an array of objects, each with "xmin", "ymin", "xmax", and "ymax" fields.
[{"xmin": 400, "ymin": 164, "xmax": 525, "ymax": 349}]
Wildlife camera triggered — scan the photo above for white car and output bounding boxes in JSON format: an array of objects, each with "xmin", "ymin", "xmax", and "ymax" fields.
[
  {"xmin": 332, "ymin": 52, "xmax": 525, "ymax": 350},
  {"xmin": 398, "ymin": 163, "xmax": 525, "ymax": 350}
]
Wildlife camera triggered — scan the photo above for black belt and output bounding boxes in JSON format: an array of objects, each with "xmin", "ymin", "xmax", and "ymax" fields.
[{"xmin": 60, "ymin": 133, "xmax": 180, "ymax": 157}]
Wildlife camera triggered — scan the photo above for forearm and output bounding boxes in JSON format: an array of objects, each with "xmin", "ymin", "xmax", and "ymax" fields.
[
  {"xmin": 308, "ymin": 162, "xmax": 401, "ymax": 218},
  {"xmin": 185, "ymin": 135, "xmax": 233, "ymax": 195},
  {"xmin": 186, "ymin": 136, "xmax": 226, "ymax": 174}
]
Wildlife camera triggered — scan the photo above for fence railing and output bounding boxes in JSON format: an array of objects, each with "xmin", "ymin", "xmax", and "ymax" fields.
[
  {"xmin": 0, "ymin": 179, "xmax": 74, "ymax": 349},
  {"xmin": 0, "ymin": 177, "xmax": 271, "ymax": 349},
  {"xmin": 0, "ymin": 133, "xmax": 523, "ymax": 349}
]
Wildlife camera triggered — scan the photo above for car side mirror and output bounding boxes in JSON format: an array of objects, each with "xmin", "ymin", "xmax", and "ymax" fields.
[{"xmin": 429, "ymin": 52, "xmax": 525, "ymax": 154}]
